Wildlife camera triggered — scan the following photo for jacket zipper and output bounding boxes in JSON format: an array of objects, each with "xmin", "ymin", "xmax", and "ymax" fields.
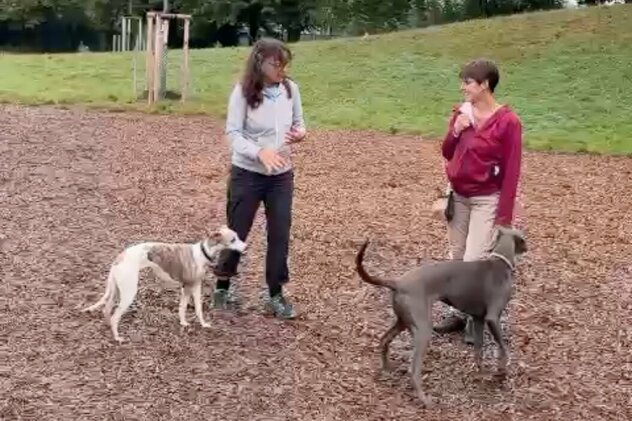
[{"xmin": 274, "ymin": 88, "xmax": 279, "ymax": 149}]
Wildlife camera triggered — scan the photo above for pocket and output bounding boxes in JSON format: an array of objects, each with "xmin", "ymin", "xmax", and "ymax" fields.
[
  {"xmin": 231, "ymin": 165, "xmax": 261, "ymax": 183},
  {"xmin": 228, "ymin": 166, "xmax": 256, "ymax": 198},
  {"xmin": 456, "ymin": 146, "xmax": 492, "ymax": 185},
  {"xmin": 230, "ymin": 165, "xmax": 248, "ymax": 179}
]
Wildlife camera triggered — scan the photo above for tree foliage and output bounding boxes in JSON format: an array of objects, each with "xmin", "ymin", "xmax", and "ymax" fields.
[{"xmin": 0, "ymin": 0, "xmax": 567, "ymax": 51}]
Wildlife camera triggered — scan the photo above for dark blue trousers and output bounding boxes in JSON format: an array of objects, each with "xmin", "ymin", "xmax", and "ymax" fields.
[{"xmin": 214, "ymin": 165, "xmax": 293, "ymax": 290}]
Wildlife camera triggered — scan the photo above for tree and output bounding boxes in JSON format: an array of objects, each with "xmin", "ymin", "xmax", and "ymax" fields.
[
  {"xmin": 269, "ymin": 0, "xmax": 318, "ymax": 42},
  {"xmin": 173, "ymin": 0, "xmax": 318, "ymax": 43},
  {"xmin": 0, "ymin": 0, "xmax": 568, "ymax": 52},
  {"xmin": 171, "ymin": 0, "xmax": 273, "ymax": 42}
]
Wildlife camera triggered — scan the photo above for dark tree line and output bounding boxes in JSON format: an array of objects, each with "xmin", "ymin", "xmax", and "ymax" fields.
[{"xmin": 0, "ymin": 0, "xmax": 580, "ymax": 52}]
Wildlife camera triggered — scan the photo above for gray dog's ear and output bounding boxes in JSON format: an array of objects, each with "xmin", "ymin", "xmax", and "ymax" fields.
[
  {"xmin": 495, "ymin": 226, "xmax": 526, "ymax": 254},
  {"xmin": 492, "ymin": 226, "xmax": 504, "ymax": 245},
  {"xmin": 514, "ymin": 236, "xmax": 527, "ymax": 255},
  {"xmin": 511, "ymin": 230, "xmax": 527, "ymax": 254}
]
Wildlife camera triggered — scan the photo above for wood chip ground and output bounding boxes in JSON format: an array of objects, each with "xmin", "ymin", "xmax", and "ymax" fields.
[{"xmin": 1, "ymin": 105, "xmax": 630, "ymax": 420}]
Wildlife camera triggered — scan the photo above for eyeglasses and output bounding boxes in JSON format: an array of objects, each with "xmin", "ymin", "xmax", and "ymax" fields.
[{"xmin": 263, "ymin": 60, "xmax": 288, "ymax": 71}]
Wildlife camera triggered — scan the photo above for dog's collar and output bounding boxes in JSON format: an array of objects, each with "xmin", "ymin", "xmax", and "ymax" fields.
[
  {"xmin": 200, "ymin": 242, "xmax": 215, "ymax": 263},
  {"xmin": 489, "ymin": 252, "xmax": 514, "ymax": 270}
]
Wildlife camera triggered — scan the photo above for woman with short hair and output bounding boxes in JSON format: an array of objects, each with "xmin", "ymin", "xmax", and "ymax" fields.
[{"xmin": 435, "ymin": 58, "xmax": 523, "ymax": 342}]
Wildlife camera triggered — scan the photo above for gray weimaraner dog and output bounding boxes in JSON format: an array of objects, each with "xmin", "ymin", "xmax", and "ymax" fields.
[{"xmin": 356, "ymin": 226, "xmax": 527, "ymax": 406}]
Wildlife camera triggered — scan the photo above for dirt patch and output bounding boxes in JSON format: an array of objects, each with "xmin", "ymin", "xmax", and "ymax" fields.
[{"xmin": 1, "ymin": 104, "xmax": 630, "ymax": 420}]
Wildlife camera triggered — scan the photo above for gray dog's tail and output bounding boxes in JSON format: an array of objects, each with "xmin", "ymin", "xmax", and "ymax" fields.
[{"xmin": 355, "ymin": 240, "xmax": 397, "ymax": 290}]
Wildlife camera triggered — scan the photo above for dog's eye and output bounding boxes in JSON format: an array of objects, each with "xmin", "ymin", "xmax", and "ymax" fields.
[{"xmin": 230, "ymin": 238, "xmax": 236, "ymax": 243}]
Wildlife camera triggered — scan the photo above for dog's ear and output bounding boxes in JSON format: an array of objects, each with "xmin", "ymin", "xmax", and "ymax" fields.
[
  {"xmin": 492, "ymin": 227, "xmax": 503, "ymax": 246},
  {"xmin": 496, "ymin": 226, "xmax": 526, "ymax": 254},
  {"xmin": 208, "ymin": 230, "xmax": 223, "ymax": 243},
  {"xmin": 513, "ymin": 232, "xmax": 527, "ymax": 255},
  {"xmin": 496, "ymin": 225, "xmax": 511, "ymax": 235}
]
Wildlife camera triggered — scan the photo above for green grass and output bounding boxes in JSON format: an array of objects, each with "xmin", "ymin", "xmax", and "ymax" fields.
[{"xmin": 1, "ymin": 5, "xmax": 632, "ymax": 154}]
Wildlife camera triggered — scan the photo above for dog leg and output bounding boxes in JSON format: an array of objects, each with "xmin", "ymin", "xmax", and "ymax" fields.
[
  {"xmin": 109, "ymin": 274, "xmax": 137, "ymax": 343},
  {"xmin": 103, "ymin": 287, "xmax": 117, "ymax": 325},
  {"xmin": 192, "ymin": 283, "xmax": 211, "ymax": 328},
  {"xmin": 103, "ymin": 272, "xmax": 120, "ymax": 325},
  {"xmin": 152, "ymin": 266, "xmax": 180, "ymax": 289},
  {"xmin": 179, "ymin": 286, "xmax": 192, "ymax": 327},
  {"xmin": 82, "ymin": 268, "xmax": 115, "ymax": 315},
  {"xmin": 486, "ymin": 318, "xmax": 508, "ymax": 379},
  {"xmin": 471, "ymin": 317, "xmax": 486, "ymax": 372},
  {"xmin": 410, "ymin": 325, "xmax": 433, "ymax": 408},
  {"xmin": 379, "ymin": 318, "xmax": 404, "ymax": 371}
]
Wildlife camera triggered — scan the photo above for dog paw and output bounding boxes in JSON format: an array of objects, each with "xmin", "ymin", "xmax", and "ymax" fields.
[
  {"xmin": 201, "ymin": 322, "xmax": 212, "ymax": 328},
  {"xmin": 180, "ymin": 321, "xmax": 190, "ymax": 327}
]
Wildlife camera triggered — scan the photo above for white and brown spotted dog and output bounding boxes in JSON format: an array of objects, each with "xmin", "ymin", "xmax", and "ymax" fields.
[{"xmin": 82, "ymin": 225, "xmax": 246, "ymax": 342}]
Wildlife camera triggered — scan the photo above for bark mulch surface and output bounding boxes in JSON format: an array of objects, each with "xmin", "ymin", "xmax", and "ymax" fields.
[{"xmin": 1, "ymin": 104, "xmax": 630, "ymax": 420}]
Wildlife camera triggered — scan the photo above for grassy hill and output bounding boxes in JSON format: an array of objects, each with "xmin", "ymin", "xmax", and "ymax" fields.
[{"xmin": 1, "ymin": 5, "xmax": 631, "ymax": 154}]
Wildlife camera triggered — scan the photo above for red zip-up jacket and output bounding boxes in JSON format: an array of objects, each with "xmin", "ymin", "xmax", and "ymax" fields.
[{"xmin": 441, "ymin": 104, "xmax": 522, "ymax": 227}]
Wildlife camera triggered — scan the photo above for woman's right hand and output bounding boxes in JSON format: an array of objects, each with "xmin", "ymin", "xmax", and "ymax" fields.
[
  {"xmin": 257, "ymin": 148, "xmax": 286, "ymax": 173},
  {"xmin": 453, "ymin": 113, "xmax": 471, "ymax": 136}
]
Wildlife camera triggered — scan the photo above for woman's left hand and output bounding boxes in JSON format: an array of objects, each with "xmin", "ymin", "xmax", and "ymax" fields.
[{"xmin": 284, "ymin": 127, "xmax": 307, "ymax": 144}]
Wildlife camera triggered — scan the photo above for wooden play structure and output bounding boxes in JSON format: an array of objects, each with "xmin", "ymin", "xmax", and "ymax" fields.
[{"xmin": 145, "ymin": 11, "xmax": 191, "ymax": 105}]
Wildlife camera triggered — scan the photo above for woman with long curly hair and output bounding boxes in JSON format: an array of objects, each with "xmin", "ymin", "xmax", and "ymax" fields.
[{"xmin": 212, "ymin": 38, "xmax": 306, "ymax": 319}]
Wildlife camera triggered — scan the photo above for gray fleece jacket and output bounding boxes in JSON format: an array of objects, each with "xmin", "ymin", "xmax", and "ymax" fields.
[{"xmin": 225, "ymin": 79, "xmax": 305, "ymax": 176}]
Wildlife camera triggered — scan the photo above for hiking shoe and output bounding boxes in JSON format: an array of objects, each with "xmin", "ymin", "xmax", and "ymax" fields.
[
  {"xmin": 212, "ymin": 288, "xmax": 239, "ymax": 310},
  {"xmin": 264, "ymin": 294, "xmax": 296, "ymax": 319},
  {"xmin": 433, "ymin": 314, "xmax": 466, "ymax": 334}
]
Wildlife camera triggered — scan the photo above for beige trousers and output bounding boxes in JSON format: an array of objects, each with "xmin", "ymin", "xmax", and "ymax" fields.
[
  {"xmin": 447, "ymin": 192, "xmax": 499, "ymax": 262},
  {"xmin": 443, "ymin": 191, "xmax": 499, "ymax": 319}
]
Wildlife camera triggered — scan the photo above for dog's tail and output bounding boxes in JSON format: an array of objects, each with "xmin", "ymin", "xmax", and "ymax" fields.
[
  {"xmin": 81, "ymin": 268, "xmax": 116, "ymax": 312},
  {"xmin": 355, "ymin": 240, "xmax": 398, "ymax": 290}
]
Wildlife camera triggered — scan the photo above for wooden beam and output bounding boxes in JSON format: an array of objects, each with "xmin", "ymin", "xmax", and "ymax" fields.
[
  {"xmin": 153, "ymin": 17, "xmax": 163, "ymax": 104},
  {"xmin": 146, "ymin": 14, "xmax": 155, "ymax": 105},
  {"xmin": 122, "ymin": 18, "xmax": 127, "ymax": 51}
]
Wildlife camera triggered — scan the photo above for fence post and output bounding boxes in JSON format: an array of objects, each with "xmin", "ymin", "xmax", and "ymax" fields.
[
  {"xmin": 181, "ymin": 18, "xmax": 190, "ymax": 102},
  {"xmin": 146, "ymin": 13, "xmax": 155, "ymax": 105}
]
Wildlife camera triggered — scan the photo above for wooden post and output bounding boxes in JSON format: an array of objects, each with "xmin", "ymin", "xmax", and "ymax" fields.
[
  {"xmin": 133, "ymin": 18, "xmax": 140, "ymax": 98},
  {"xmin": 160, "ymin": 18, "xmax": 170, "ymax": 99},
  {"xmin": 127, "ymin": 18, "xmax": 132, "ymax": 50},
  {"xmin": 139, "ymin": 18, "xmax": 144, "ymax": 50},
  {"xmin": 122, "ymin": 18, "xmax": 127, "ymax": 51},
  {"xmin": 153, "ymin": 16, "xmax": 164, "ymax": 103},
  {"xmin": 146, "ymin": 14, "xmax": 155, "ymax": 105},
  {"xmin": 181, "ymin": 18, "xmax": 190, "ymax": 103}
]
